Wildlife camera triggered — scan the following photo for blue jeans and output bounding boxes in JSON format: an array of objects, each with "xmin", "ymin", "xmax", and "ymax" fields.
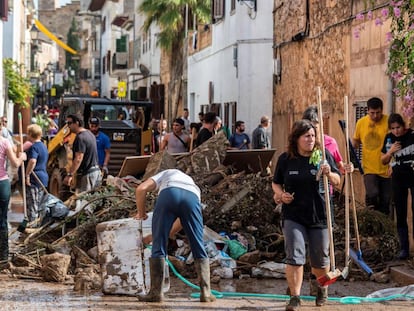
[
  {"xmin": 151, "ymin": 187, "xmax": 207, "ymax": 259},
  {"xmin": 0, "ymin": 179, "xmax": 11, "ymax": 230}
]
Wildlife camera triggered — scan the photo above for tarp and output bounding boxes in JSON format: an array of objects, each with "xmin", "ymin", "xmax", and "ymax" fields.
[{"xmin": 34, "ymin": 19, "xmax": 77, "ymax": 55}]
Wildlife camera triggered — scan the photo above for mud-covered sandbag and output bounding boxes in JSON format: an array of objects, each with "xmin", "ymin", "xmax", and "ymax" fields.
[{"xmin": 40, "ymin": 252, "xmax": 71, "ymax": 282}]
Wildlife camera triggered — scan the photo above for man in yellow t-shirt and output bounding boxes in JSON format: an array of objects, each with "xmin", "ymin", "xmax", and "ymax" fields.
[{"xmin": 352, "ymin": 97, "xmax": 391, "ymax": 216}]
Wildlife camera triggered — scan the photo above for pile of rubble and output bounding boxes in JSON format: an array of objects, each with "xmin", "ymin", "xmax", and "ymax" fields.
[{"xmin": 5, "ymin": 132, "xmax": 400, "ymax": 290}]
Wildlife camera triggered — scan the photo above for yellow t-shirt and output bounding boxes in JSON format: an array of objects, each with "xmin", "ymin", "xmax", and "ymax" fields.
[{"xmin": 353, "ymin": 114, "xmax": 389, "ymax": 177}]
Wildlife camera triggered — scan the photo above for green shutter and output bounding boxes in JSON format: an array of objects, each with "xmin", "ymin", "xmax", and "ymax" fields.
[{"xmin": 116, "ymin": 35, "xmax": 127, "ymax": 52}]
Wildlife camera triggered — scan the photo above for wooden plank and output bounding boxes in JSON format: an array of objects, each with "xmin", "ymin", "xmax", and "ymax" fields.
[{"xmin": 117, "ymin": 155, "xmax": 152, "ymax": 177}]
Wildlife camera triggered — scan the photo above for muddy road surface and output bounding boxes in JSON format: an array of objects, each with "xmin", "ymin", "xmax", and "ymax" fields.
[{"xmin": 0, "ymin": 274, "xmax": 413, "ymax": 310}]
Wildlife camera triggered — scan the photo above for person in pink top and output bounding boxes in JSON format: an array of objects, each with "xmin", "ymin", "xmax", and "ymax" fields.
[
  {"xmin": 302, "ymin": 106, "xmax": 345, "ymax": 174},
  {"xmin": 0, "ymin": 132, "xmax": 26, "ymax": 265}
]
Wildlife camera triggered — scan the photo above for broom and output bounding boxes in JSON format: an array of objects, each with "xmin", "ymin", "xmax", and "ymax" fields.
[
  {"xmin": 315, "ymin": 87, "xmax": 342, "ymax": 286},
  {"xmin": 17, "ymin": 112, "xmax": 28, "ymax": 233}
]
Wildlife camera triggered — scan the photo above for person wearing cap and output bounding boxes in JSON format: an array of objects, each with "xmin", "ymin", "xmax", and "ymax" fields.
[
  {"xmin": 134, "ymin": 168, "xmax": 215, "ymax": 303},
  {"xmin": 252, "ymin": 116, "xmax": 271, "ymax": 149},
  {"xmin": 63, "ymin": 114, "xmax": 101, "ymax": 192},
  {"xmin": 160, "ymin": 118, "xmax": 190, "ymax": 153},
  {"xmin": 88, "ymin": 117, "xmax": 111, "ymax": 175}
]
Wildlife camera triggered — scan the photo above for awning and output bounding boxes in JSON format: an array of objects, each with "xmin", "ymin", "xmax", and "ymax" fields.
[{"xmin": 34, "ymin": 19, "xmax": 77, "ymax": 55}]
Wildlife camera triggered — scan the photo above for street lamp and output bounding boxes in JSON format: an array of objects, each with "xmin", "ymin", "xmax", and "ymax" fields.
[{"xmin": 30, "ymin": 24, "xmax": 40, "ymax": 72}]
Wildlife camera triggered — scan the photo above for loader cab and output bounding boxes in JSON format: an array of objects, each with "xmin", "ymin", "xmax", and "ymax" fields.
[{"xmin": 47, "ymin": 96, "xmax": 153, "ymax": 199}]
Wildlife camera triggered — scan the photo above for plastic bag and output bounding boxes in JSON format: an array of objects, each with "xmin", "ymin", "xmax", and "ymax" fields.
[
  {"xmin": 226, "ymin": 239, "xmax": 247, "ymax": 259},
  {"xmin": 40, "ymin": 193, "xmax": 69, "ymax": 220}
]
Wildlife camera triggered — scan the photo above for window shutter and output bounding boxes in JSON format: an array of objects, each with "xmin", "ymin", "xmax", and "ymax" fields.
[
  {"xmin": 354, "ymin": 101, "xmax": 368, "ymax": 161},
  {"xmin": 116, "ymin": 35, "xmax": 127, "ymax": 52},
  {"xmin": 213, "ymin": 0, "xmax": 225, "ymax": 21}
]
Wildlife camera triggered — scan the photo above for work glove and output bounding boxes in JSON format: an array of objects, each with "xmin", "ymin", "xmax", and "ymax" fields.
[{"xmin": 102, "ymin": 166, "xmax": 109, "ymax": 175}]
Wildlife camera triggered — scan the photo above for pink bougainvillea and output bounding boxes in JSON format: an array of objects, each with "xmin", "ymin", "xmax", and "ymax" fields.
[{"xmin": 355, "ymin": 1, "xmax": 414, "ymax": 118}]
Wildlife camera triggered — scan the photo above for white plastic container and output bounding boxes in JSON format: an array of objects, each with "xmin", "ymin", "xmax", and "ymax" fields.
[{"xmin": 96, "ymin": 216, "xmax": 170, "ymax": 296}]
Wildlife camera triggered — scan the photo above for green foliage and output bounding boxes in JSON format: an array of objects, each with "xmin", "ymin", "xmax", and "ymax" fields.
[
  {"xmin": 387, "ymin": 1, "xmax": 414, "ymax": 117},
  {"xmin": 3, "ymin": 58, "xmax": 34, "ymax": 108},
  {"xmin": 139, "ymin": 0, "xmax": 211, "ymax": 51},
  {"xmin": 32, "ymin": 114, "xmax": 52, "ymax": 135},
  {"xmin": 309, "ymin": 148, "xmax": 322, "ymax": 166},
  {"xmin": 66, "ymin": 18, "xmax": 80, "ymax": 72}
]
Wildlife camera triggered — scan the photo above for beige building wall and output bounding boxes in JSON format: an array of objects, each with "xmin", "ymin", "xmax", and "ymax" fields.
[{"xmin": 273, "ymin": 0, "xmax": 413, "ymax": 252}]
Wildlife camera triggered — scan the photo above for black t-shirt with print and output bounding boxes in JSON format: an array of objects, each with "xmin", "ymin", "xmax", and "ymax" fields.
[
  {"xmin": 381, "ymin": 128, "xmax": 414, "ymax": 182},
  {"xmin": 273, "ymin": 150, "xmax": 339, "ymax": 228}
]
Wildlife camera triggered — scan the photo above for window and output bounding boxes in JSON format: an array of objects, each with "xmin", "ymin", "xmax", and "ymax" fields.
[
  {"xmin": 224, "ymin": 102, "xmax": 237, "ymax": 133},
  {"xmin": 354, "ymin": 101, "xmax": 368, "ymax": 162},
  {"xmin": 0, "ymin": 0, "xmax": 8, "ymax": 21},
  {"xmin": 231, "ymin": 0, "xmax": 236, "ymax": 12},
  {"xmin": 116, "ymin": 35, "xmax": 127, "ymax": 52},
  {"xmin": 213, "ymin": 0, "xmax": 225, "ymax": 22}
]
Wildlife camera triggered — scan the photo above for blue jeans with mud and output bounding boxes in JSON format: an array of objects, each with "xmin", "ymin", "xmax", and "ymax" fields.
[
  {"xmin": 0, "ymin": 179, "xmax": 11, "ymax": 260},
  {"xmin": 0, "ymin": 179, "xmax": 11, "ymax": 230},
  {"xmin": 151, "ymin": 187, "xmax": 207, "ymax": 259}
]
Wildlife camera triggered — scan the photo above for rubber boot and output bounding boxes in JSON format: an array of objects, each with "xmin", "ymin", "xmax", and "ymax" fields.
[
  {"xmin": 397, "ymin": 227, "xmax": 409, "ymax": 260},
  {"xmin": 194, "ymin": 258, "xmax": 216, "ymax": 302},
  {"xmin": 309, "ymin": 275, "xmax": 318, "ymax": 297},
  {"xmin": 137, "ymin": 258, "xmax": 165, "ymax": 302},
  {"xmin": 315, "ymin": 285, "xmax": 328, "ymax": 306}
]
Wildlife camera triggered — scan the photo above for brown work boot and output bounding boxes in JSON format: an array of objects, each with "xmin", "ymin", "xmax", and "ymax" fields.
[
  {"xmin": 316, "ymin": 285, "xmax": 328, "ymax": 306},
  {"xmin": 286, "ymin": 295, "xmax": 301, "ymax": 311}
]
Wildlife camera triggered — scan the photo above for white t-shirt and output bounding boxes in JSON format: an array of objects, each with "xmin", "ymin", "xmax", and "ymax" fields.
[{"xmin": 151, "ymin": 169, "xmax": 200, "ymax": 200}]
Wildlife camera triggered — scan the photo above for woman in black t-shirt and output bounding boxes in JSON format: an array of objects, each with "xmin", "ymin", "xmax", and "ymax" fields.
[
  {"xmin": 381, "ymin": 113, "xmax": 414, "ymax": 260},
  {"xmin": 272, "ymin": 120, "xmax": 340, "ymax": 310}
]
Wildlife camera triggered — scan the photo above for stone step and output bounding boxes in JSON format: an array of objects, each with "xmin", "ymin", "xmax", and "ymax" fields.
[{"xmin": 389, "ymin": 264, "xmax": 414, "ymax": 286}]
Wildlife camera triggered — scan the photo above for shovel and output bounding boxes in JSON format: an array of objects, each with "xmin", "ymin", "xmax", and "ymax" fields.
[
  {"xmin": 315, "ymin": 87, "xmax": 342, "ymax": 286},
  {"xmin": 17, "ymin": 112, "xmax": 28, "ymax": 233}
]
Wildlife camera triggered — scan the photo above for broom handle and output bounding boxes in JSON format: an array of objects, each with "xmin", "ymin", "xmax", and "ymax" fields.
[
  {"xmin": 189, "ymin": 127, "xmax": 195, "ymax": 152},
  {"xmin": 350, "ymin": 170, "xmax": 361, "ymax": 251},
  {"xmin": 317, "ymin": 87, "xmax": 336, "ymax": 271},
  {"xmin": 30, "ymin": 171, "xmax": 50, "ymax": 195},
  {"xmin": 343, "ymin": 102, "xmax": 362, "ymax": 252},
  {"xmin": 18, "ymin": 113, "xmax": 27, "ymax": 219},
  {"xmin": 344, "ymin": 96, "xmax": 350, "ymax": 267}
]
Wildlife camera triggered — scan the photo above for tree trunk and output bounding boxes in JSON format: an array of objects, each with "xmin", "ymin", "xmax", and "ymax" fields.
[{"xmin": 167, "ymin": 41, "xmax": 184, "ymax": 124}]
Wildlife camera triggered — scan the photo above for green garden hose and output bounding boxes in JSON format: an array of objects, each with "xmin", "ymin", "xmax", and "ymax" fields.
[{"xmin": 165, "ymin": 257, "xmax": 414, "ymax": 304}]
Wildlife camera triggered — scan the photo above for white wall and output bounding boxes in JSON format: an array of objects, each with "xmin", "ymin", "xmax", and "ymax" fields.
[{"xmin": 187, "ymin": 1, "xmax": 273, "ymax": 137}]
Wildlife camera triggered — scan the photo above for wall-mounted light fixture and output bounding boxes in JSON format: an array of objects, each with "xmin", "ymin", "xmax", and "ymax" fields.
[{"xmin": 238, "ymin": 0, "xmax": 257, "ymax": 12}]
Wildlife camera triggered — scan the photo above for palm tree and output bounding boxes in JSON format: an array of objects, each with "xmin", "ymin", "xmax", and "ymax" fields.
[{"xmin": 139, "ymin": 0, "xmax": 210, "ymax": 121}]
